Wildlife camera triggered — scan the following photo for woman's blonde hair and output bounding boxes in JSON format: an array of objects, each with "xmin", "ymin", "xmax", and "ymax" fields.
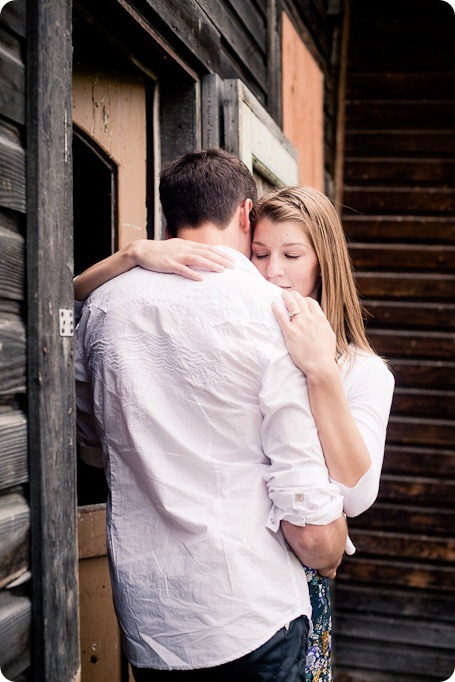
[{"xmin": 251, "ymin": 185, "xmax": 375, "ymax": 359}]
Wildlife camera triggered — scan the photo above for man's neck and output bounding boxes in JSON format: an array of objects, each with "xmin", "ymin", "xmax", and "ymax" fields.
[{"xmin": 177, "ymin": 223, "xmax": 249, "ymax": 257}]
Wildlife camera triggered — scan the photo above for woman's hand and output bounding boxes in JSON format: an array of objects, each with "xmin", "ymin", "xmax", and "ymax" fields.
[
  {"xmin": 271, "ymin": 290, "xmax": 337, "ymax": 377},
  {"xmin": 74, "ymin": 238, "xmax": 235, "ymax": 301},
  {"xmin": 128, "ymin": 238, "xmax": 234, "ymax": 282}
]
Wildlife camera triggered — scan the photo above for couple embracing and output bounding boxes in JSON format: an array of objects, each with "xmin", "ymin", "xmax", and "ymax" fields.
[{"xmin": 75, "ymin": 148, "xmax": 394, "ymax": 681}]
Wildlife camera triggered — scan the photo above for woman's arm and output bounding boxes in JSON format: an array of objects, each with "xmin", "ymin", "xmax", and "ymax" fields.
[
  {"xmin": 273, "ymin": 291, "xmax": 394, "ymax": 515},
  {"xmin": 74, "ymin": 238, "xmax": 234, "ymax": 301}
]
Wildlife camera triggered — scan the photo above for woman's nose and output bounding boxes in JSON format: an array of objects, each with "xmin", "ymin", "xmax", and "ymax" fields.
[{"xmin": 265, "ymin": 257, "xmax": 284, "ymax": 280}]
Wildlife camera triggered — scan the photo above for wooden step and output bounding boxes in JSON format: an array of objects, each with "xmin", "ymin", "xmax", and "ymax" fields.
[
  {"xmin": 347, "ymin": 72, "xmax": 455, "ymax": 99},
  {"xmin": 345, "ymin": 130, "xmax": 455, "ymax": 156},
  {"xmin": 346, "ymin": 100, "xmax": 455, "ymax": 129},
  {"xmin": 350, "ymin": 243, "xmax": 455, "ymax": 272},
  {"xmin": 344, "ymin": 158, "xmax": 455, "ymax": 185},
  {"xmin": 342, "ymin": 216, "xmax": 455, "ymax": 243}
]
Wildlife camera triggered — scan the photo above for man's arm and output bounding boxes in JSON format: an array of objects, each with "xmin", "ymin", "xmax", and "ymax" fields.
[
  {"xmin": 259, "ymin": 340, "xmax": 346, "ymax": 571},
  {"xmin": 281, "ymin": 517, "xmax": 347, "ymax": 579}
]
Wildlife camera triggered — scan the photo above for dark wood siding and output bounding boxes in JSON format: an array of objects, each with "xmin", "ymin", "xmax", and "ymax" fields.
[
  {"xmin": 334, "ymin": 1, "xmax": 455, "ymax": 679},
  {"xmin": 0, "ymin": 3, "xmax": 30, "ymax": 680}
]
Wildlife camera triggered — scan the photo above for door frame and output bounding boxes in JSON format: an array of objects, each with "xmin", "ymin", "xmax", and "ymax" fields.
[{"xmin": 26, "ymin": 0, "xmax": 80, "ymax": 680}]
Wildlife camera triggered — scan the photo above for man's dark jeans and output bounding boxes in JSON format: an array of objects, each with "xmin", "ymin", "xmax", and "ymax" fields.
[{"xmin": 132, "ymin": 615, "xmax": 309, "ymax": 682}]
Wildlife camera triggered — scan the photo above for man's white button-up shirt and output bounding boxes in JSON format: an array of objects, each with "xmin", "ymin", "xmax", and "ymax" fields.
[{"xmin": 75, "ymin": 247, "xmax": 344, "ymax": 670}]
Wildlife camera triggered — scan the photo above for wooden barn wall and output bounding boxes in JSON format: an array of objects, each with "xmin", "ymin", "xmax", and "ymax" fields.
[
  {"xmin": 334, "ymin": 0, "xmax": 455, "ymax": 680},
  {"xmin": 0, "ymin": 2, "xmax": 31, "ymax": 681}
]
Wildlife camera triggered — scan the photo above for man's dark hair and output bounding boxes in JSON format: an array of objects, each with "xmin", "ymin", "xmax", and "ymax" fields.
[{"xmin": 160, "ymin": 148, "xmax": 258, "ymax": 237}]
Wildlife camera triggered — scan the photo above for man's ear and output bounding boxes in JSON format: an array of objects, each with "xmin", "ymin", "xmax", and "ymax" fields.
[{"xmin": 240, "ymin": 198, "xmax": 253, "ymax": 233}]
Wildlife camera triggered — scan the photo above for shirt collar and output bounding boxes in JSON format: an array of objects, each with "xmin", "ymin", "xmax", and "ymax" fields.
[{"xmin": 215, "ymin": 246, "xmax": 260, "ymax": 277}]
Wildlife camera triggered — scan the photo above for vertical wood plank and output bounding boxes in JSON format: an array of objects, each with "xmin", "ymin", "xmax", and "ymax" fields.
[{"xmin": 26, "ymin": 0, "xmax": 80, "ymax": 680}]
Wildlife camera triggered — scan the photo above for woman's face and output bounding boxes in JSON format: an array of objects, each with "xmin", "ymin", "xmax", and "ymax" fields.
[{"xmin": 251, "ymin": 217, "xmax": 321, "ymax": 299}]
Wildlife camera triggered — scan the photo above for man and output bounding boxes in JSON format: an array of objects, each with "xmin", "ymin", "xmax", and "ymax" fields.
[{"xmin": 76, "ymin": 148, "xmax": 347, "ymax": 681}]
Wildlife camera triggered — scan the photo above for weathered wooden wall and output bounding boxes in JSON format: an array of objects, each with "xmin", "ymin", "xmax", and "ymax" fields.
[
  {"xmin": 334, "ymin": 0, "xmax": 455, "ymax": 679},
  {"xmin": 0, "ymin": 3, "xmax": 31, "ymax": 680}
]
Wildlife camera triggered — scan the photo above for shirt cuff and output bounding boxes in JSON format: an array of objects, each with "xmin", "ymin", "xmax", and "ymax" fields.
[{"xmin": 264, "ymin": 473, "xmax": 344, "ymax": 533}]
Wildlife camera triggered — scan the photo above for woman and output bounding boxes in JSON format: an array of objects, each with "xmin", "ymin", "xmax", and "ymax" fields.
[{"xmin": 75, "ymin": 185, "xmax": 394, "ymax": 681}]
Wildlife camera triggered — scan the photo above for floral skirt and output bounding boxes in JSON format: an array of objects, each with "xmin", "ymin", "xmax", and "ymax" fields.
[{"xmin": 304, "ymin": 568, "xmax": 332, "ymax": 682}]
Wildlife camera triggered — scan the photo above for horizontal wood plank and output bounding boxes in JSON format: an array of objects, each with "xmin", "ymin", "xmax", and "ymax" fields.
[
  {"xmin": 142, "ymin": 0, "xmax": 222, "ymax": 72},
  {"xmin": 383, "ymin": 445, "xmax": 454, "ymax": 478},
  {"xmin": 349, "ymin": 503, "xmax": 453, "ymax": 536},
  {"xmin": 0, "ymin": 493, "xmax": 29, "ymax": 588},
  {"xmin": 391, "ymin": 359, "xmax": 455, "ymax": 392},
  {"xmin": 345, "ymin": 157, "xmax": 455, "ymax": 185},
  {"xmin": 348, "ymin": 44, "xmax": 454, "ymax": 71},
  {"xmin": 378, "ymin": 474, "xmax": 455, "ymax": 508},
  {"xmin": 367, "ymin": 330, "xmax": 455, "ymax": 359},
  {"xmin": 334, "ymin": 637, "xmax": 454, "ymax": 679},
  {"xmin": 0, "ymin": 411, "xmax": 27, "ymax": 491},
  {"xmin": 343, "ymin": 215, "xmax": 455, "ymax": 243},
  {"xmin": 347, "ymin": 72, "xmax": 455, "ymax": 99},
  {"xmin": 387, "ymin": 415, "xmax": 454, "ymax": 447},
  {"xmin": 346, "ymin": 99, "xmax": 455, "ymax": 128},
  {"xmin": 0, "ymin": 592, "xmax": 31, "ymax": 678},
  {"xmin": 365, "ymin": 302, "xmax": 455, "ymax": 332},
  {"xmin": 197, "ymin": 0, "xmax": 266, "ymax": 89},
  {"xmin": 224, "ymin": 0, "xmax": 267, "ymax": 50},
  {"xmin": 335, "ymin": 583, "xmax": 455, "ymax": 622},
  {"xmin": 344, "ymin": 187, "xmax": 455, "ymax": 214},
  {"xmin": 391, "ymin": 388, "xmax": 455, "ymax": 420},
  {"xmin": 0, "ymin": 129, "xmax": 26, "ymax": 213},
  {"xmin": 337, "ymin": 556, "xmax": 455, "ymax": 591},
  {"xmin": 0, "ymin": 224, "xmax": 24, "ymax": 301},
  {"xmin": 357, "ymin": 273, "xmax": 455, "ymax": 300},
  {"xmin": 351, "ymin": 243, "xmax": 455, "ymax": 272},
  {"xmin": 334, "ymin": 668, "xmax": 438, "ymax": 682},
  {"xmin": 345, "ymin": 130, "xmax": 455, "ymax": 157},
  {"xmin": 336, "ymin": 612, "xmax": 454, "ymax": 650},
  {"xmin": 0, "ymin": 26, "xmax": 25, "ymax": 125},
  {"xmin": 348, "ymin": 528, "xmax": 455, "ymax": 562},
  {"xmin": 0, "ymin": 317, "xmax": 26, "ymax": 395},
  {"xmin": 0, "ymin": 0, "xmax": 26, "ymax": 38}
]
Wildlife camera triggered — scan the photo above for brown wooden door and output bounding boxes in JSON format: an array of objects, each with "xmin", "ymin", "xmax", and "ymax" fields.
[{"xmin": 73, "ymin": 64, "xmax": 147, "ymax": 682}]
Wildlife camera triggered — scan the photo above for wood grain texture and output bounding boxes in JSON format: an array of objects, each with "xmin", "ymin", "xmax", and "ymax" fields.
[
  {"xmin": 0, "ymin": 0, "xmax": 26, "ymax": 38},
  {"xmin": 0, "ymin": 592, "xmax": 31, "ymax": 680},
  {"xmin": 0, "ymin": 411, "xmax": 27, "ymax": 491},
  {"xmin": 0, "ymin": 129, "xmax": 26, "ymax": 213},
  {"xmin": 0, "ymin": 317, "xmax": 26, "ymax": 395},
  {"xmin": 26, "ymin": 0, "xmax": 80, "ymax": 679},
  {"xmin": 0, "ymin": 26, "xmax": 25, "ymax": 125},
  {"xmin": 0, "ymin": 493, "xmax": 29, "ymax": 588},
  {"xmin": 338, "ymin": 9, "xmax": 455, "ymax": 674},
  {"xmin": 0, "ymin": 225, "xmax": 24, "ymax": 301}
]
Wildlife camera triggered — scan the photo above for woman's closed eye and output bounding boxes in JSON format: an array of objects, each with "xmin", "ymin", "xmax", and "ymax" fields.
[
  {"xmin": 253, "ymin": 253, "xmax": 269, "ymax": 259},
  {"xmin": 284, "ymin": 253, "xmax": 301, "ymax": 259}
]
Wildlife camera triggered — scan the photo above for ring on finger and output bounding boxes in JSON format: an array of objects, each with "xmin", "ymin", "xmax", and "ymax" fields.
[{"xmin": 289, "ymin": 310, "xmax": 301, "ymax": 320}]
